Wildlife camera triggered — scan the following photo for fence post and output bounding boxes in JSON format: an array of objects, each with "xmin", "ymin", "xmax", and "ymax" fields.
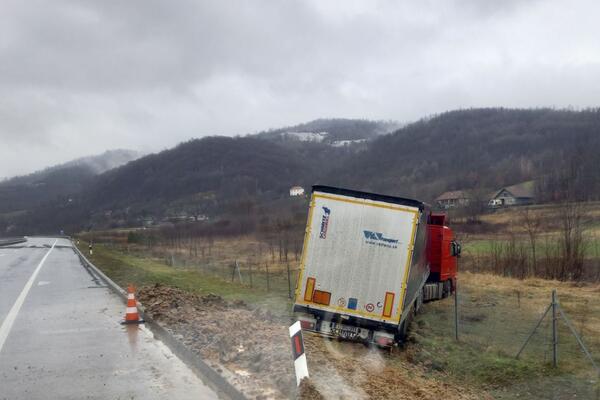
[
  {"xmin": 287, "ymin": 263, "xmax": 292, "ymax": 299},
  {"xmin": 249, "ymin": 263, "xmax": 253, "ymax": 288},
  {"xmin": 265, "ymin": 262, "xmax": 270, "ymax": 291},
  {"xmin": 454, "ymin": 278, "xmax": 459, "ymax": 341},
  {"xmin": 236, "ymin": 260, "xmax": 243, "ymax": 284},
  {"xmin": 552, "ymin": 289, "xmax": 558, "ymax": 368}
]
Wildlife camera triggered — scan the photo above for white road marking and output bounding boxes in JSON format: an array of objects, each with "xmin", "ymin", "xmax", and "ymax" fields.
[
  {"xmin": 37, "ymin": 281, "xmax": 51, "ymax": 286},
  {"xmin": 0, "ymin": 239, "xmax": 57, "ymax": 354}
]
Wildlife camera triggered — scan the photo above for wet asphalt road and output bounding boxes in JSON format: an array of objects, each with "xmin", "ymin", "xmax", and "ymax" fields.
[{"xmin": 0, "ymin": 237, "xmax": 218, "ymax": 400}]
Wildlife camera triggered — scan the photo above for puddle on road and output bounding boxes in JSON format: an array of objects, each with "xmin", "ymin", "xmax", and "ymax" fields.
[{"xmin": 125, "ymin": 324, "xmax": 140, "ymax": 350}]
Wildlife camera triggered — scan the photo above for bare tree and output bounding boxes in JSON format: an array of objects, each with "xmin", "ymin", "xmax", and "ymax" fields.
[
  {"xmin": 463, "ymin": 187, "xmax": 489, "ymax": 224},
  {"xmin": 519, "ymin": 207, "xmax": 543, "ymax": 276},
  {"xmin": 553, "ymin": 154, "xmax": 590, "ymax": 281},
  {"xmin": 557, "ymin": 200, "xmax": 588, "ymax": 280}
]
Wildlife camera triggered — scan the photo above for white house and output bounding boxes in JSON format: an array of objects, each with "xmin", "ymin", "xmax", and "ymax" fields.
[
  {"xmin": 489, "ymin": 181, "xmax": 535, "ymax": 208},
  {"xmin": 289, "ymin": 186, "xmax": 305, "ymax": 196}
]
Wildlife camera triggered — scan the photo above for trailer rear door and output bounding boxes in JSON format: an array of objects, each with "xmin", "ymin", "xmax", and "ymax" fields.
[{"xmin": 294, "ymin": 188, "xmax": 421, "ymax": 324}]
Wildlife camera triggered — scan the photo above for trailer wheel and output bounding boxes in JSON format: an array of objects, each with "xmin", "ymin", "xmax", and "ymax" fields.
[
  {"xmin": 414, "ymin": 291, "xmax": 423, "ymax": 315},
  {"xmin": 395, "ymin": 305, "xmax": 414, "ymax": 343}
]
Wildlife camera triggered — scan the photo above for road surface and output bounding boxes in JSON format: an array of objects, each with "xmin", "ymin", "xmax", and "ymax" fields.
[{"xmin": 0, "ymin": 237, "xmax": 219, "ymax": 400}]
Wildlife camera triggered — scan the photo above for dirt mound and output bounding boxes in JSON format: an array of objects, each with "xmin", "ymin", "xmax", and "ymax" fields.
[
  {"xmin": 139, "ymin": 284, "xmax": 296, "ymax": 398},
  {"xmin": 297, "ymin": 378, "xmax": 325, "ymax": 399},
  {"xmin": 138, "ymin": 284, "xmax": 488, "ymax": 399}
]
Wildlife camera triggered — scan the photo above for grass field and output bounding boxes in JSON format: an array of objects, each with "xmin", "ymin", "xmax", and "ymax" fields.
[
  {"xmin": 465, "ymin": 237, "xmax": 600, "ymax": 258},
  {"xmin": 454, "ymin": 202, "xmax": 600, "ymax": 283},
  {"xmin": 79, "ymin": 240, "xmax": 600, "ymax": 399},
  {"xmin": 414, "ymin": 272, "xmax": 600, "ymax": 399},
  {"xmin": 83, "ymin": 243, "xmax": 297, "ymax": 317}
]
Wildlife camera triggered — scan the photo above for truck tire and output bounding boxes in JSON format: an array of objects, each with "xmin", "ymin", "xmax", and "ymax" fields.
[
  {"xmin": 442, "ymin": 280, "xmax": 452, "ymax": 298},
  {"xmin": 395, "ymin": 304, "xmax": 414, "ymax": 343},
  {"xmin": 414, "ymin": 291, "xmax": 423, "ymax": 315}
]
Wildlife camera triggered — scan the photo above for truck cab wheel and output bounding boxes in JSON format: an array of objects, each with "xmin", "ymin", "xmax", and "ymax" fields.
[{"xmin": 442, "ymin": 280, "xmax": 452, "ymax": 298}]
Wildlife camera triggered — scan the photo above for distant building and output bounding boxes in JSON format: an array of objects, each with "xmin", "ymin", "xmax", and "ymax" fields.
[
  {"xmin": 166, "ymin": 212, "xmax": 190, "ymax": 222},
  {"xmin": 141, "ymin": 216, "xmax": 155, "ymax": 227},
  {"xmin": 435, "ymin": 190, "xmax": 471, "ymax": 209},
  {"xmin": 489, "ymin": 181, "xmax": 535, "ymax": 207},
  {"xmin": 289, "ymin": 186, "xmax": 305, "ymax": 196}
]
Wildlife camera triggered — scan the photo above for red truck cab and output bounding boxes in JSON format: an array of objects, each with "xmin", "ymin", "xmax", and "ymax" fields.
[{"xmin": 423, "ymin": 213, "xmax": 460, "ymax": 300}]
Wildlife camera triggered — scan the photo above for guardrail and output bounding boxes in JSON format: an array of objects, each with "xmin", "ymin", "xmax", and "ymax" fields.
[
  {"xmin": 0, "ymin": 237, "xmax": 27, "ymax": 246},
  {"xmin": 71, "ymin": 242, "xmax": 247, "ymax": 400}
]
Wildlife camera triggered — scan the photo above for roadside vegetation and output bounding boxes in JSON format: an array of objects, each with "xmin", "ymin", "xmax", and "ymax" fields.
[
  {"xmin": 77, "ymin": 201, "xmax": 600, "ymax": 399},
  {"xmin": 455, "ymin": 202, "xmax": 600, "ymax": 281}
]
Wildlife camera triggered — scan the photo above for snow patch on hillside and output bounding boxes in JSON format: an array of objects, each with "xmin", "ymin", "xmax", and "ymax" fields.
[{"xmin": 282, "ymin": 131, "xmax": 328, "ymax": 142}]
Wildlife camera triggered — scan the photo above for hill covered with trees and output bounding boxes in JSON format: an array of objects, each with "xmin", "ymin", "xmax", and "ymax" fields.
[{"xmin": 327, "ymin": 108, "xmax": 600, "ymax": 202}]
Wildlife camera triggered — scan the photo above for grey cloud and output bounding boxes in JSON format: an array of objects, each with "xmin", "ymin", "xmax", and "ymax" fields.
[{"xmin": 1, "ymin": 0, "xmax": 599, "ymax": 178}]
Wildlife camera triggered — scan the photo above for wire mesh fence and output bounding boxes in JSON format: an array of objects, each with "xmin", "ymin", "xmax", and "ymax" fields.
[{"xmin": 419, "ymin": 273, "xmax": 600, "ymax": 399}]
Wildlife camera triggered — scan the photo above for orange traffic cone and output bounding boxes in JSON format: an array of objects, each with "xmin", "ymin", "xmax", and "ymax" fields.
[{"xmin": 121, "ymin": 285, "xmax": 144, "ymax": 324}]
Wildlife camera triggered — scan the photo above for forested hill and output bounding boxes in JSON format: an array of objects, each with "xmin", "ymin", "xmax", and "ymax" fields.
[
  {"xmin": 2, "ymin": 109, "xmax": 600, "ymax": 235},
  {"xmin": 85, "ymin": 136, "xmax": 333, "ymax": 213},
  {"xmin": 327, "ymin": 108, "xmax": 600, "ymax": 201}
]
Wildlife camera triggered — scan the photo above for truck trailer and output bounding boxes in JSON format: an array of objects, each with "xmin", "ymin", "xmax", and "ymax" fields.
[{"xmin": 293, "ymin": 185, "xmax": 460, "ymax": 347}]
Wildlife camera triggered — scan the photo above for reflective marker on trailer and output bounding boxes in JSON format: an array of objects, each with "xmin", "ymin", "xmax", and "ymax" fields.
[
  {"xmin": 289, "ymin": 321, "xmax": 309, "ymax": 386},
  {"xmin": 383, "ymin": 291, "xmax": 395, "ymax": 318},
  {"xmin": 304, "ymin": 277, "xmax": 316, "ymax": 302}
]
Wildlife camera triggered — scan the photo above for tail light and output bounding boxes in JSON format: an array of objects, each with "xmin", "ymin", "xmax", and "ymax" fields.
[
  {"xmin": 374, "ymin": 331, "xmax": 395, "ymax": 347},
  {"xmin": 375, "ymin": 336, "xmax": 394, "ymax": 347},
  {"xmin": 299, "ymin": 317, "xmax": 316, "ymax": 330}
]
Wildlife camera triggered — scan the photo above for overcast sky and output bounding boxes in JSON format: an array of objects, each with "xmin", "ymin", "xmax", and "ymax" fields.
[{"xmin": 1, "ymin": 0, "xmax": 599, "ymax": 178}]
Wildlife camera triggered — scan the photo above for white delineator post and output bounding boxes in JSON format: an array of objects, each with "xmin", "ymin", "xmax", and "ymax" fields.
[{"xmin": 289, "ymin": 321, "xmax": 309, "ymax": 386}]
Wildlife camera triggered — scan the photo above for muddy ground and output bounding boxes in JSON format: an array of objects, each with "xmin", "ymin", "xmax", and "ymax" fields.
[{"xmin": 138, "ymin": 284, "xmax": 488, "ymax": 400}]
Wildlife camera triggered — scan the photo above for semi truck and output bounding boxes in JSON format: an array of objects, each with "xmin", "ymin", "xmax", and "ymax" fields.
[{"xmin": 293, "ymin": 185, "xmax": 460, "ymax": 347}]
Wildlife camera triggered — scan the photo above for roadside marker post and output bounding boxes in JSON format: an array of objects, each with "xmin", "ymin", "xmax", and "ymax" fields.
[{"xmin": 289, "ymin": 321, "xmax": 309, "ymax": 386}]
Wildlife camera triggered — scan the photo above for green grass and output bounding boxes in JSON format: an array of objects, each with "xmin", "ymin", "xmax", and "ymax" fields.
[
  {"xmin": 465, "ymin": 237, "xmax": 600, "ymax": 258},
  {"xmin": 413, "ymin": 304, "xmax": 546, "ymax": 387},
  {"xmin": 412, "ymin": 279, "xmax": 600, "ymax": 399},
  {"xmin": 82, "ymin": 243, "xmax": 295, "ymax": 317}
]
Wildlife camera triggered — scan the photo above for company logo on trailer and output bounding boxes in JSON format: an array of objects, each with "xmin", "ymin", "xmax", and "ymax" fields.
[
  {"xmin": 319, "ymin": 207, "xmax": 331, "ymax": 239},
  {"xmin": 363, "ymin": 230, "xmax": 399, "ymax": 249}
]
